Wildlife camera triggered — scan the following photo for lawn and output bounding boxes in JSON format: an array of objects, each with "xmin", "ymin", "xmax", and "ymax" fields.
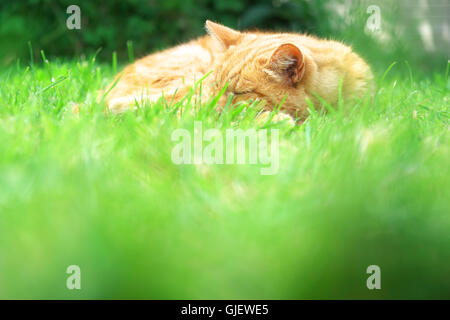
[{"xmin": 0, "ymin": 55, "xmax": 448, "ymax": 299}]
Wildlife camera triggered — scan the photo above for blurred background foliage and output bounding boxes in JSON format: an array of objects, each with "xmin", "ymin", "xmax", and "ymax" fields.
[{"xmin": 0, "ymin": 0, "xmax": 448, "ymax": 72}]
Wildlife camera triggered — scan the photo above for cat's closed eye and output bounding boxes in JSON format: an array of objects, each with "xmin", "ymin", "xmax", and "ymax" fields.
[{"xmin": 233, "ymin": 89, "xmax": 253, "ymax": 95}]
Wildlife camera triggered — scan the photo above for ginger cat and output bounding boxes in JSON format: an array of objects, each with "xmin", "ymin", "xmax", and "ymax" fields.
[{"xmin": 104, "ymin": 20, "xmax": 373, "ymax": 120}]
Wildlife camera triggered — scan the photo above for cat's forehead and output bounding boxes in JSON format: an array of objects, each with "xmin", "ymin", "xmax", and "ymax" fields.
[
  {"xmin": 243, "ymin": 32, "xmax": 302, "ymax": 46},
  {"xmin": 237, "ymin": 33, "xmax": 308, "ymax": 57}
]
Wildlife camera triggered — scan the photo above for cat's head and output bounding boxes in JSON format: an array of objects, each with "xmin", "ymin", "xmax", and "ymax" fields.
[{"xmin": 205, "ymin": 20, "xmax": 373, "ymax": 119}]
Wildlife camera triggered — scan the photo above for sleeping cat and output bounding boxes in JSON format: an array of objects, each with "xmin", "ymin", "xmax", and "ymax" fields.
[{"xmin": 104, "ymin": 20, "xmax": 373, "ymax": 121}]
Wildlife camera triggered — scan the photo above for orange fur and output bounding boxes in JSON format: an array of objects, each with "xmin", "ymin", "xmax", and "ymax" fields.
[{"xmin": 104, "ymin": 20, "xmax": 373, "ymax": 119}]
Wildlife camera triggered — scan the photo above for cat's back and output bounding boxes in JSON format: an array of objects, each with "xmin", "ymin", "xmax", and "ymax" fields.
[
  {"xmin": 135, "ymin": 35, "xmax": 216, "ymax": 74},
  {"xmin": 109, "ymin": 35, "xmax": 217, "ymax": 97}
]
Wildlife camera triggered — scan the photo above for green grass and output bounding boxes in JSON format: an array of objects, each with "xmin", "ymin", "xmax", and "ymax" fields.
[{"xmin": 0, "ymin": 56, "xmax": 448, "ymax": 299}]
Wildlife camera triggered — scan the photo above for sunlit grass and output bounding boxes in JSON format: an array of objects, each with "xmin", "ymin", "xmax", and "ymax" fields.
[{"xmin": 0, "ymin": 56, "xmax": 448, "ymax": 299}]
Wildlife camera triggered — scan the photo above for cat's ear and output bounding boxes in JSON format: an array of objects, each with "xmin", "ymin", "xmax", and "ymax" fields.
[
  {"xmin": 266, "ymin": 43, "xmax": 305, "ymax": 85},
  {"xmin": 205, "ymin": 20, "xmax": 242, "ymax": 50}
]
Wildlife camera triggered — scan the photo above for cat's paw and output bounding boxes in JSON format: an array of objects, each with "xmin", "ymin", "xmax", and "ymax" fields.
[
  {"xmin": 71, "ymin": 102, "xmax": 80, "ymax": 115},
  {"xmin": 255, "ymin": 111, "xmax": 296, "ymax": 126},
  {"xmin": 107, "ymin": 97, "xmax": 139, "ymax": 114}
]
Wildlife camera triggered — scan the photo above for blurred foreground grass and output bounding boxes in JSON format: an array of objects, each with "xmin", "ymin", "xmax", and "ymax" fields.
[{"xmin": 0, "ymin": 57, "xmax": 448, "ymax": 299}]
